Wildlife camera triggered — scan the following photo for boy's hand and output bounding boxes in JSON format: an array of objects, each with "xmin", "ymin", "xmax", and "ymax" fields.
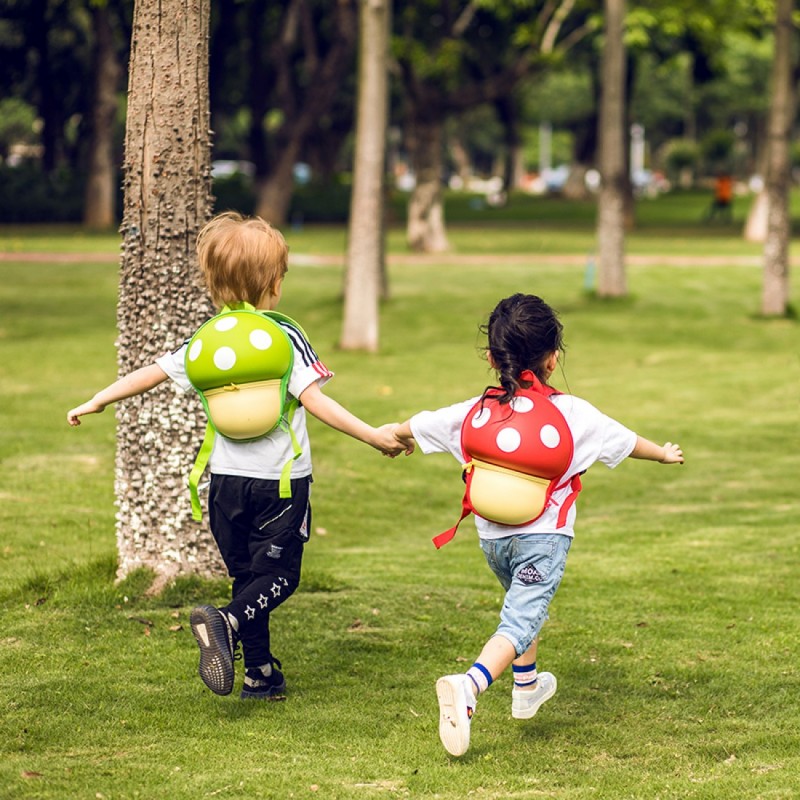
[
  {"xmin": 67, "ymin": 400, "xmax": 107, "ymax": 426},
  {"xmin": 373, "ymin": 423, "xmax": 414, "ymax": 457},
  {"xmin": 660, "ymin": 442, "xmax": 684, "ymax": 464}
]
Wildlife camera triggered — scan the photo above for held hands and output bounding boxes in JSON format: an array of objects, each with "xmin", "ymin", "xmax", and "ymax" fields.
[
  {"xmin": 372, "ymin": 423, "xmax": 415, "ymax": 457},
  {"xmin": 660, "ymin": 442, "xmax": 684, "ymax": 464}
]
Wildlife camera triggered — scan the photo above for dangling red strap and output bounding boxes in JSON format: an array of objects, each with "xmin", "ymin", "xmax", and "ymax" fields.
[
  {"xmin": 556, "ymin": 474, "xmax": 582, "ymax": 528},
  {"xmin": 432, "ymin": 493, "xmax": 473, "ymax": 549}
]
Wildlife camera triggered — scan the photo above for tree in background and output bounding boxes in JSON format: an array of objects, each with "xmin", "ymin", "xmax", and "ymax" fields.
[
  {"xmin": 231, "ymin": 0, "xmax": 358, "ymax": 226},
  {"xmin": 394, "ymin": 0, "xmax": 589, "ymax": 252},
  {"xmin": 596, "ymin": 0, "xmax": 627, "ymax": 297},
  {"xmin": 83, "ymin": 2, "xmax": 124, "ymax": 229},
  {"xmin": 760, "ymin": 0, "xmax": 795, "ymax": 317},
  {"xmin": 117, "ymin": 0, "xmax": 216, "ymax": 584},
  {"xmin": 341, "ymin": 0, "xmax": 392, "ymax": 353}
]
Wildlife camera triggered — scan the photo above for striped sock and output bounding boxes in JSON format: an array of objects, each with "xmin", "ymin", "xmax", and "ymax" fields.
[
  {"xmin": 513, "ymin": 662, "xmax": 538, "ymax": 689},
  {"xmin": 466, "ymin": 662, "xmax": 493, "ymax": 696}
]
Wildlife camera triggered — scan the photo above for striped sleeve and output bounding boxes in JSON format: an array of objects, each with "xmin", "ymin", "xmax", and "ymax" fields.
[{"xmin": 281, "ymin": 322, "xmax": 334, "ymax": 399}]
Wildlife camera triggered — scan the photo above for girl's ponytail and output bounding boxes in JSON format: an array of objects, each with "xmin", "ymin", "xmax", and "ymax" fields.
[{"xmin": 481, "ymin": 294, "xmax": 564, "ymax": 404}]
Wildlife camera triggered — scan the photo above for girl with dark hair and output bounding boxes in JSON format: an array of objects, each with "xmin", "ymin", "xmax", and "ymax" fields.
[{"xmin": 392, "ymin": 294, "xmax": 683, "ymax": 757}]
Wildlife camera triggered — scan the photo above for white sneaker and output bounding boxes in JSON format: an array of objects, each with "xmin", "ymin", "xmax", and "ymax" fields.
[
  {"xmin": 436, "ymin": 674, "xmax": 477, "ymax": 756},
  {"xmin": 512, "ymin": 672, "xmax": 557, "ymax": 719}
]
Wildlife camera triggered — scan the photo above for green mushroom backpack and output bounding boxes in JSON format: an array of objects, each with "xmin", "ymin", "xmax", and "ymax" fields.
[{"xmin": 184, "ymin": 302, "xmax": 306, "ymax": 520}]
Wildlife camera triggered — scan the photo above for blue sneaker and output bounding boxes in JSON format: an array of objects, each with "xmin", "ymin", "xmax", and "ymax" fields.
[{"xmin": 190, "ymin": 605, "xmax": 239, "ymax": 695}]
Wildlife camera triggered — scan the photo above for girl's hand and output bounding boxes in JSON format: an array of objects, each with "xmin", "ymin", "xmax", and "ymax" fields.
[
  {"xmin": 67, "ymin": 399, "xmax": 107, "ymax": 426},
  {"xmin": 372, "ymin": 423, "xmax": 408, "ymax": 457},
  {"xmin": 392, "ymin": 427, "xmax": 416, "ymax": 456},
  {"xmin": 660, "ymin": 442, "xmax": 684, "ymax": 464}
]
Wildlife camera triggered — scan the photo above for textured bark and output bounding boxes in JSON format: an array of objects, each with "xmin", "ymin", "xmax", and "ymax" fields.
[
  {"xmin": 596, "ymin": 0, "xmax": 627, "ymax": 298},
  {"xmin": 340, "ymin": 0, "xmax": 390, "ymax": 352},
  {"xmin": 83, "ymin": 5, "xmax": 122, "ymax": 229},
  {"xmin": 117, "ymin": 0, "xmax": 218, "ymax": 583},
  {"xmin": 761, "ymin": 0, "xmax": 795, "ymax": 316}
]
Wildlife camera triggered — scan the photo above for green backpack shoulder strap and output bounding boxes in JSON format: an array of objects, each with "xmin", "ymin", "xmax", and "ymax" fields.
[
  {"xmin": 188, "ymin": 306, "xmax": 307, "ymax": 521},
  {"xmin": 261, "ymin": 311, "xmax": 308, "ymax": 499}
]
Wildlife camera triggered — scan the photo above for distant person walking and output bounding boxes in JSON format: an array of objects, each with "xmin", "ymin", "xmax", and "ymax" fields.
[{"xmin": 705, "ymin": 173, "xmax": 733, "ymax": 221}]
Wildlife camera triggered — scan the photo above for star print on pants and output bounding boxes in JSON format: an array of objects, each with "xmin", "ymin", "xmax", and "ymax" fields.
[
  {"xmin": 271, "ymin": 582, "xmax": 282, "ymax": 598},
  {"xmin": 244, "ymin": 605, "xmax": 256, "ymax": 620},
  {"xmin": 257, "ymin": 593, "xmax": 269, "ymax": 609}
]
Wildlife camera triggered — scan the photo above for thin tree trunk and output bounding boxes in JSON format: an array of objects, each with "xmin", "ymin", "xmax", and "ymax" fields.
[
  {"xmin": 117, "ymin": 0, "xmax": 216, "ymax": 585},
  {"xmin": 596, "ymin": 0, "xmax": 627, "ymax": 297},
  {"xmin": 340, "ymin": 0, "xmax": 391, "ymax": 352},
  {"xmin": 84, "ymin": 5, "xmax": 122, "ymax": 229},
  {"xmin": 406, "ymin": 115, "xmax": 449, "ymax": 252},
  {"xmin": 762, "ymin": 0, "xmax": 795, "ymax": 316},
  {"xmin": 255, "ymin": 146, "xmax": 301, "ymax": 226}
]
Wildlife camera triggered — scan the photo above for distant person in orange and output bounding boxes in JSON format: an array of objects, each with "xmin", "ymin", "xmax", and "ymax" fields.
[{"xmin": 706, "ymin": 173, "xmax": 733, "ymax": 221}]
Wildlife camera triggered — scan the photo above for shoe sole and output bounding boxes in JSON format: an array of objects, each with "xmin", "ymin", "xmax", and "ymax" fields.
[
  {"xmin": 240, "ymin": 672, "xmax": 287, "ymax": 701},
  {"xmin": 436, "ymin": 677, "xmax": 471, "ymax": 757},
  {"xmin": 190, "ymin": 605, "xmax": 234, "ymax": 696},
  {"xmin": 240, "ymin": 680, "xmax": 287, "ymax": 701},
  {"xmin": 512, "ymin": 674, "xmax": 557, "ymax": 720}
]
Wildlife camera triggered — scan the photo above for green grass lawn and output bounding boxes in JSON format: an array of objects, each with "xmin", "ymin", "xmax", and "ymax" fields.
[{"xmin": 1, "ymin": 215, "xmax": 799, "ymax": 799}]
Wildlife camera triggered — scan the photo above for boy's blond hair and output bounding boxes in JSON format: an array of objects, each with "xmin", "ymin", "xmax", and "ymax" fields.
[{"xmin": 196, "ymin": 212, "xmax": 288, "ymax": 308}]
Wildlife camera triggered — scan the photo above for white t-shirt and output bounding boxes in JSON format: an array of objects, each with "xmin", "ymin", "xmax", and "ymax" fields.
[
  {"xmin": 410, "ymin": 394, "xmax": 637, "ymax": 539},
  {"xmin": 156, "ymin": 321, "xmax": 332, "ymax": 480}
]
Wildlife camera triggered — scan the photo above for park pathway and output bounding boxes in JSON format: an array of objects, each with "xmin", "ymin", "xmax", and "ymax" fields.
[{"xmin": 0, "ymin": 251, "xmax": 769, "ymax": 268}]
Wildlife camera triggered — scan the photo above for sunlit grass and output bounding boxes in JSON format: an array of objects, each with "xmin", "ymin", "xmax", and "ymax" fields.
[{"xmin": 0, "ymin": 225, "xmax": 798, "ymax": 799}]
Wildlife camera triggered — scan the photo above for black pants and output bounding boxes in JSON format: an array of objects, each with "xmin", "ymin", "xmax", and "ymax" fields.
[{"xmin": 208, "ymin": 474, "xmax": 311, "ymax": 669}]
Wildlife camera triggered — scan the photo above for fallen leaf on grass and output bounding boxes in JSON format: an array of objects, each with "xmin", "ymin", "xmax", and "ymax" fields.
[{"xmin": 21, "ymin": 771, "xmax": 43, "ymax": 779}]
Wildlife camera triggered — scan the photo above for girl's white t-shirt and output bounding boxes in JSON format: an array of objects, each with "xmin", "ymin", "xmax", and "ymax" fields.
[
  {"xmin": 156, "ymin": 321, "xmax": 332, "ymax": 480},
  {"xmin": 409, "ymin": 393, "xmax": 637, "ymax": 539}
]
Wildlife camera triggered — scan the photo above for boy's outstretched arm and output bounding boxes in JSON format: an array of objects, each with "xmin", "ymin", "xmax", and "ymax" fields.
[
  {"xmin": 67, "ymin": 363, "xmax": 169, "ymax": 426},
  {"xmin": 630, "ymin": 436, "xmax": 684, "ymax": 464},
  {"xmin": 299, "ymin": 381, "xmax": 409, "ymax": 456}
]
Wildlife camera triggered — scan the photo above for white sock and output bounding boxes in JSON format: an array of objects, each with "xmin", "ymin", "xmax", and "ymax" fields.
[
  {"xmin": 513, "ymin": 662, "xmax": 538, "ymax": 690},
  {"xmin": 466, "ymin": 662, "xmax": 492, "ymax": 696}
]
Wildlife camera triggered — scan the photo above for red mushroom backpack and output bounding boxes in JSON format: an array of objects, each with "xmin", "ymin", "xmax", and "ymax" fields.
[{"xmin": 432, "ymin": 370, "xmax": 582, "ymax": 549}]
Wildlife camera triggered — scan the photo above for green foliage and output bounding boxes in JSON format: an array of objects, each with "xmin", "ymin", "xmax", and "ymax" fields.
[
  {"xmin": 700, "ymin": 129, "xmax": 736, "ymax": 170},
  {"xmin": 0, "ymin": 163, "xmax": 86, "ymax": 223},
  {"xmin": 662, "ymin": 138, "xmax": 700, "ymax": 177},
  {"xmin": 1, "ymin": 213, "xmax": 799, "ymax": 797},
  {"xmin": 0, "ymin": 97, "xmax": 38, "ymax": 158}
]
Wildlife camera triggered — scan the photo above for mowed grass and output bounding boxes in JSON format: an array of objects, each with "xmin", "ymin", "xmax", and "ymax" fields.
[{"xmin": 0, "ymin": 217, "xmax": 799, "ymax": 799}]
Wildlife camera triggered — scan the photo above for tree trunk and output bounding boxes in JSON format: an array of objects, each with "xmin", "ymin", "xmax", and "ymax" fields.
[
  {"xmin": 761, "ymin": 0, "xmax": 795, "ymax": 316},
  {"xmin": 117, "ymin": 0, "xmax": 217, "ymax": 585},
  {"xmin": 30, "ymin": 0, "xmax": 59, "ymax": 173},
  {"xmin": 596, "ymin": 0, "xmax": 627, "ymax": 298},
  {"xmin": 255, "ymin": 145, "xmax": 300, "ymax": 226},
  {"xmin": 406, "ymin": 115, "xmax": 450, "ymax": 252},
  {"xmin": 340, "ymin": 0, "xmax": 390, "ymax": 352},
  {"xmin": 83, "ymin": 5, "xmax": 122, "ymax": 229},
  {"xmin": 496, "ymin": 95, "xmax": 523, "ymax": 192}
]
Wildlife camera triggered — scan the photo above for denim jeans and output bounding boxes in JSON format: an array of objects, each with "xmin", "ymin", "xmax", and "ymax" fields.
[{"xmin": 479, "ymin": 533, "xmax": 572, "ymax": 656}]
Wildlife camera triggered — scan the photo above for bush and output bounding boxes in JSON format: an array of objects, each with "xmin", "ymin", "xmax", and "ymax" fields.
[{"xmin": 0, "ymin": 162, "xmax": 85, "ymax": 223}]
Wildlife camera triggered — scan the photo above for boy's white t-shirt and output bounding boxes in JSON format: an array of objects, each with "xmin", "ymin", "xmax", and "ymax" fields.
[
  {"xmin": 409, "ymin": 394, "xmax": 637, "ymax": 539},
  {"xmin": 156, "ymin": 321, "xmax": 332, "ymax": 480}
]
